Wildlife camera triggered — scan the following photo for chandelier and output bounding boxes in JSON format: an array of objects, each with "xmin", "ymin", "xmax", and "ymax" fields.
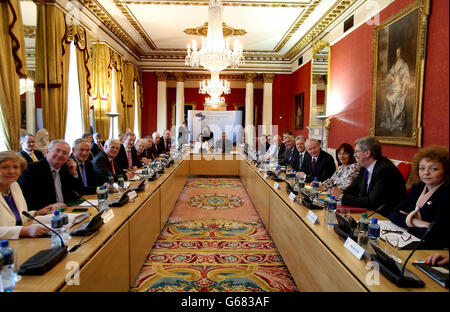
[
  {"xmin": 205, "ymin": 95, "xmax": 226, "ymax": 108},
  {"xmin": 185, "ymin": 0, "xmax": 244, "ymax": 72},
  {"xmin": 199, "ymin": 71, "xmax": 230, "ymax": 98}
]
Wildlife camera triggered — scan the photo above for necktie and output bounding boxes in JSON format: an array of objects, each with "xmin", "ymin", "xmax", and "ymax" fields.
[
  {"xmin": 127, "ymin": 149, "xmax": 132, "ymax": 168},
  {"xmin": 110, "ymin": 159, "xmax": 115, "ymax": 175},
  {"xmin": 80, "ymin": 162, "xmax": 88, "ymax": 187},
  {"xmin": 363, "ymin": 170, "xmax": 369, "ymax": 194},
  {"xmin": 222, "ymin": 140, "xmax": 225, "ymax": 152},
  {"xmin": 312, "ymin": 157, "xmax": 317, "ymax": 174},
  {"xmin": 52, "ymin": 169, "xmax": 64, "ymax": 203},
  {"xmin": 30, "ymin": 151, "xmax": 38, "ymax": 162},
  {"xmin": 299, "ymin": 153, "xmax": 303, "ymax": 169}
]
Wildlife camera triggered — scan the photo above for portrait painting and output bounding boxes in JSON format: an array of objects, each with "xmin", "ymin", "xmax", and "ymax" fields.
[
  {"xmin": 370, "ymin": 0, "xmax": 429, "ymax": 146},
  {"xmin": 294, "ymin": 92, "xmax": 304, "ymax": 130}
]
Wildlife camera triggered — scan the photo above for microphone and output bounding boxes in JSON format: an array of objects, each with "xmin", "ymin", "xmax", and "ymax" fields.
[
  {"xmin": 72, "ymin": 191, "xmax": 99, "ymax": 211},
  {"xmin": 311, "ymin": 183, "xmax": 337, "ymax": 201},
  {"xmin": 367, "ymin": 204, "xmax": 387, "ymax": 219},
  {"xmin": 19, "ymin": 211, "xmax": 68, "ymax": 275},
  {"xmin": 400, "ymin": 221, "xmax": 436, "ymax": 278}
]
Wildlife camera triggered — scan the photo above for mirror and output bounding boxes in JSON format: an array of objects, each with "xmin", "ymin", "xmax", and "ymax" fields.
[{"xmin": 310, "ymin": 41, "xmax": 329, "ymax": 127}]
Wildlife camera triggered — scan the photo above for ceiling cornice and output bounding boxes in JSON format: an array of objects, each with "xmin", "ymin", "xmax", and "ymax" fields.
[{"xmin": 121, "ymin": 0, "xmax": 314, "ymax": 8}]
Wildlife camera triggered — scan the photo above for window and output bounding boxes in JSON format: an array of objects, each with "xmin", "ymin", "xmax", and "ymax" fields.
[
  {"xmin": 133, "ymin": 81, "xmax": 139, "ymax": 138},
  {"xmin": 109, "ymin": 68, "xmax": 119, "ymax": 139},
  {"xmin": 64, "ymin": 41, "xmax": 83, "ymax": 147},
  {"xmin": 0, "ymin": 117, "xmax": 7, "ymax": 151}
]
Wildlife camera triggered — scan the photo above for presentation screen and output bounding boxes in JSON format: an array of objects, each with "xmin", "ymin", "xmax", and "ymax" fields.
[{"xmin": 187, "ymin": 110, "xmax": 243, "ymax": 144}]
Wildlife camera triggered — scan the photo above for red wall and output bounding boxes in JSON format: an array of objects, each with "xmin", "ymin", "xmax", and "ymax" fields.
[
  {"xmin": 328, "ymin": 0, "xmax": 449, "ymax": 161},
  {"xmin": 141, "ymin": 72, "xmax": 157, "ymax": 137}
]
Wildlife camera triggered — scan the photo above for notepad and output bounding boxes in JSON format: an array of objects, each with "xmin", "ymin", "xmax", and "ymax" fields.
[
  {"xmin": 33, "ymin": 212, "xmax": 90, "ymax": 228},
  {"xmin": 378, "ymin": 220, "xmax": 421, "ymax": 249},
  {"xmin": 413, "ymin": 262, "xmax": 449, "ymax": 288}
]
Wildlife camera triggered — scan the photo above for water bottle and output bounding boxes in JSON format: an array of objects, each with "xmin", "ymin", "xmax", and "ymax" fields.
[
  {"xmin": 0, "ymin": 252, "xmax": 4, "ymax": 292},
  {"xmin": 298, "ymin": 177, "xmax": 305, "ymax": 190},
  {"xmin": 50, "ymin": 210, "xmax": 64, "ymax": 248},
  {"xmin": 107, "ymin": 175, "xmax": 115, "ymax": 194},
  {"xmin": 118, "ymin": 175, "xmax": 125, "ymax": 194},
  {"xmin": 327, "ymin": 195, "xmax": 337, "ymax": 225},
  {"xmin": 311, "ymin": 177, "xmax": 319, "ymax": 193},
  {"xmin": 368, "ymin": 218, "xmax": 381, "ymax": 253},
  {"xmin": 59, "ymin": 207, "xmax": 71, "ymax": 244},
  {"xmin": 357, "ymin": 213, "xmax": 370, "ymax": 250},
  {"xmin": 323, "ymin": 193, "xmax": 331, "ymax": 224},
  {"xmin": 142, "ymin": 165, "xmax": 148, "ymax": 177},
  {"xmin": 97, "ymin": 186, "xmax": 109, "ymax": 212},
  {"xmin": 0, "ymin": 240, "xmax": 15, "ymax": 292}
]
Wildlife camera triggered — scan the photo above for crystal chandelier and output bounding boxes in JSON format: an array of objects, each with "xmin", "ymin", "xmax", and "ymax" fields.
[
  {"xmin": 185, "ymin": 0, "xmax": 244, "ymax": 72},
  {"xmin": 205, "ymin": 95, "xmax": 226, "ymax": 108},
  {"xmin": 199, "ymin": 71, "xmax": 230, "ymax": 99}
]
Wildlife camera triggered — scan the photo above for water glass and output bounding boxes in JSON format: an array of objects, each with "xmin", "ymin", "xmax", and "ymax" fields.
[
  {"xmin": 339, "ymin": 208, "xmax": 351, "ymax": 219},
  {"xmin": 384, "ymin": 235, "xmax": 399, "ymax": 258}
]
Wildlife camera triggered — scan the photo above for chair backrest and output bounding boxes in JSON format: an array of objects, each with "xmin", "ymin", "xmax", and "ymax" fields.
[{"xmin": 397, "ymin": 162, "xmax": 412, "ymax": 183}]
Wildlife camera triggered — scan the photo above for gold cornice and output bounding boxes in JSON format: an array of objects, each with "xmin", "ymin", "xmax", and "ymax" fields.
[
  {"xmin": 245, "ymin": 73, "xmax": 257, "ymax": 83},
  {"xmin": 121, "ymin": 1, "xmax": 314, "ymax": 8},
  {"xmin": 155, "ymin": 72, "xmax": 168, "ymax": 81},
  {"xmin": 312, "ymin": 40, "xmax": 328, "ymax": 55},
  {"xmin": 24, "ymin": 25, "xmax": 36, "ymax": 38},
  {"xmin": 184, "ymin": 22, "xmax": 246, "ymax": 37},
  {"xmin": 263, "ymin": 73, "xmax": 275, "ymax": 83},
  {"xmin": 83, "ymin": 0, "xmax": 145, "ymax": 56},
  {"xmin": 112, "ymin": 0, "xmax": 157, "ymax": 50},
  {"xmin": 285, "ymin": 0, "xmax": 355, "ymax": 59},
  {"xmin": 173, "ymin": 72, "xmax": 185, "ymax": 82}
]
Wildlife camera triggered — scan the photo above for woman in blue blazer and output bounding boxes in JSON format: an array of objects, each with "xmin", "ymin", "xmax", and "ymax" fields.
[{"xmin": 390, "ymin": 146, "xmax": 449, "ymax": 249}]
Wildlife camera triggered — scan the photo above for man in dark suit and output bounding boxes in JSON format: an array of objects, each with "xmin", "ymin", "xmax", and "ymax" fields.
[
  {"xmin": 159, "ymin": 129, "xmax": 172, "ymax": 154},
  {"xmin": 291, "ymin": 135, "xmax": 309, "ymax": 171},
  {"xmin": 215, "ymin": 132, "xmax": 233, "ymax": 153},
  {"xmin": 296, "ymin": 138, "xmax": 335, "ymax": 183},
  {"xmin": 151, "ymin": 132, "xmax": 163, "ymax": 157},
  {"xmin": 91, "ymin": 132, "xmax": 105, "ymax": 157},
  {"xmin": 331, "ymin": 136, "xmax": 407, "ymax": 217},
  {"xmin": 279, "ymin": 135, "xmax": 297, "ymax": 166},
  {"xmin": 116, "ymin": 133, "xmax": 139, "ymax": 171},
  {"xmin": 277, "ymin": 130, "xmax": 292, "ymax": 163},
  {"xmin": 18, "ymin": 140, "xmax": 79, "ymax": 211},
  {"xmin": 70, "ymin": 138, "xmax": 98, "ymax": 195},
  {"xmin": 18, "ymin": 133, "xmax": 44, "ymax": 165},
  {"xmin": 93, "ymin": 139, "xmax": 135, "ymax": 183},
  {"xmin": 81, "ymin": 132, "xmax": 94, "ymax": 161}
]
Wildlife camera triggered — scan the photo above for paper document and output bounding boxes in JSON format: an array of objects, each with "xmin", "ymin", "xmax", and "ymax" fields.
[
  {"xmin": 378, "ymin": 220, "xmax": 421, "ymax": 249},
  {"xmin": 79, "ymin": 200, "xmax": 98, "ymax": 207},
  {"xmin": 33, "ymin": 212, "xmax": 90, "ymax": 228}
]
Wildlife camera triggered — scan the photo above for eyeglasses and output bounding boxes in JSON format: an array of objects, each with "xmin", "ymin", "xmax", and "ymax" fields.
[{"xmin": 381, "ymin": 229, "xmax": 411, "ymax": 241}]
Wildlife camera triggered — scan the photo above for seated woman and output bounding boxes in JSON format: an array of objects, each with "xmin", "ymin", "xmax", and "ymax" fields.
[
  {"xmin": 0, "ymin": 151, "xmax": 57, "ymax": 240},
  {"xmin": 389, "ymin": 146, "xmax": 449, "ymax": 249},
  {"xmin": 194, "ymin": 134, "xmax": 210, "ymax": 153},
  {"xmin": 135, "ymin": 139, "xmax": 150, "ymax": 167},
  {"xmin": 320, "ymin": 143, "xmax": 359, "ymax": 192}
]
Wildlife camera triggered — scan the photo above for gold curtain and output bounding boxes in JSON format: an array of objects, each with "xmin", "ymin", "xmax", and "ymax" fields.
[
  {"xmin": 35, "ymin": 3, "xmax": 69, "ymax": 141},
  {"xmin": 123, "ymin": 63, "xmax": 136, "ymax": 133},
  {"xmin": 135, "ymin": 68, "xmax": 143, "ymax": 138},
  {"xmin": 66, "ymin": 24, "xmax": 92, "ymax": 133},
  {"xmin": 110, "ymin": 50, "xmax": 125, "ymax": 134},
  {"xmin": 91, "ymin": 43, "xmax": 111, "ymax": 139},
  {"xmin": 0, "ymin": 0, "xmax": 27, "ymax": 151}
]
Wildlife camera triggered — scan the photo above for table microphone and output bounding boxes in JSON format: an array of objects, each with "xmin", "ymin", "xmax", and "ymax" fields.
[
  {"xmin": 366, "ymin": 204, "xmax": 387, "ymax": 219},
  {"xmin": 19, "ymin": 211, "xmax": 68, "ymax": 275},
  {"xmin": 72, "ymin": 191, "xmax": 99, "ymax": 211}
]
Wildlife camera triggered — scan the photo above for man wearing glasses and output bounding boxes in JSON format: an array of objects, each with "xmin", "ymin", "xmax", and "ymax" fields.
[{"xmin": 331, "ymin": 136, "xmax": 406, "ymax": 217}]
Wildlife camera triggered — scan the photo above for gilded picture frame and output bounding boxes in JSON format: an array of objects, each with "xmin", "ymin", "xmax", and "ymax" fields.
[{"xmin": 370, "ymin": 0, "xmax": 429, "ymax": 147}]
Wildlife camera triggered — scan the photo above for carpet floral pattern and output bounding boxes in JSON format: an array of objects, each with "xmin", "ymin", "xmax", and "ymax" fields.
[{"xmin": 131, "ymin": 177, "xmax": 297, "ymax": 292}]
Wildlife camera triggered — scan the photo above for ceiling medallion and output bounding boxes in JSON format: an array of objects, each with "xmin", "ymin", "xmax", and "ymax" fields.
[{"xmin": 184, "ymin": 22, "xmax": 247, "ymax": 38}]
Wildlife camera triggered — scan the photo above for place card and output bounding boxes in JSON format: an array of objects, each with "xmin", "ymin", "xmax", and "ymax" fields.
[
  {"xmin": 289, "ymin": 192, "xmax": 296, "ymax": 202},
  {"xmin": 273, "ymin": 182, "xmax": 280, "ymax": 189},
  {"xmin": 344, "ymin": 237, "xmax": 365, "ymax": 260},
  {"xmin": 263, "ymin": 173, "xmax": 268, "ymax": 179},
  {"xmin": 128, "ymin": 190, "xmax": 138, "ymax": 199},
  {"xmin": 306, "ymin": 210, "xmax": 318, "ymax": 224}
]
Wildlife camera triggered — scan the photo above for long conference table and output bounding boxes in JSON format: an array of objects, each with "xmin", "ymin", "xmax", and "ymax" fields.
[{"xmin": 11, "ymin": 153, "xmax": 446, "ymax": 292}]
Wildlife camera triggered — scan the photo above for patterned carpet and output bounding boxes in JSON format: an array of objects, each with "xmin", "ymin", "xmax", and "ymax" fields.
[{"xmin": 131, "ymin": 177, "xmax": 297, "ymax": 292}]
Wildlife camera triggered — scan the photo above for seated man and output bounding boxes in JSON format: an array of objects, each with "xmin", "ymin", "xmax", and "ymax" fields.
[
  {"xmin": 18, "ymin": 133, "xmax": 44, "ymax": 165},
  {"xmin": 17, "ymin": 140, "xmax": 79, "ymax": 211},
  {"xmin": 70, "ymin": 138, "xmax": 98, "ymax": 195},
  {"xmin": 135, "ymin": 138, "xmax": 150, "ymax": 166},
  {"xmin": 81, "ymin": 132, "xmax": 94, "ymax": 161},
  {"xmin": 291, "ymin": 135, "xmax": 309, "ymax": 172},
  {"xmin": 93, "ymin": 139, "xmax": 134, "ymax": 183},
  {"xmin": 331, "ymin": 136, "xmax": 407, "ymax": 217},
  {"xmin": 279, "ymin": 135, "xmax": 297, "ymax": 167},
  {"xmin": 91, "ymin": 132, "xmax": 105, "ymax": 157},
  {"xmin": 277, "ymin": 130, "xmax": 292, "ymax": 161},
  {"xmin": 296, "ymin": 138, "xmax": 335, "ymax": 183},
  {"xmin": 159, "ymin": 129, "xmax": 172, "ymax": 154},
  {"xmin": 265, "ymin": 135, "xmax": 281, "ymax": 162},
  {"xmin": 116, "ymin": 132, "xmax": 139, "ymax": 171},
  {"xmin": 214, "ymin": 132, "xmax": 233, "ymax": 153},
  {"xmin": 150, "ymin": 132, "xmax": 164, "ymax": 157}
]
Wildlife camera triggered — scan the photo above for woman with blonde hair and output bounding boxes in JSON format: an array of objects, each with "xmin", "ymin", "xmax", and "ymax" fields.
[
  {"xmin": 390, "ymin": 145, "xmax": 449, "ymax": 249},
  {"xmin": 0, "ymin": 151, "xmax": 56, "ymax": 239}
]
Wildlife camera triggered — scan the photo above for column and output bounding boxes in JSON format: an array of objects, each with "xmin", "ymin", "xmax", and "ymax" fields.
[
  {"xmin": 245, "ymin": 73, "xmax": 256, "ymax": 147},
  {"xmin": 155, "ymin": 72, "xmax": 167, "ymax": 135},
  {"xmin": 26, "ymin": 90, "xmax": 36, "ymax": 134},
  {"xmin": 262, "ymin": 73, "xmax": 275, "ymax": 136},
  {"xmin": 174, "ymin": 72, "xmax": 185, "ymax": 145}
]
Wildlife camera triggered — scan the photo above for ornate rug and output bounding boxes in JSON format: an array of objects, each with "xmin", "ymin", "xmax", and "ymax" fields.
[{"xmin": 131, "ymin": 177, "xmax": 297, "ymax": 292}]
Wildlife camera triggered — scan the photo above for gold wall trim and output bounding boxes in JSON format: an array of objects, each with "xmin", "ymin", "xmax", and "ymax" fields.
[
  {"xmin": 121, "ymin": 1, "xmax": 314, "ymax": 8},
  {"xmin": 24, "ymin": 25, "xmax": 37, "ymax": 38},
  {"xmin": 285, "ymin": 0, "xmax": 355, "ymax": 59},
  {"xmin": 184, "ymin": 22, "xmax": 247, "ymax": 37}
]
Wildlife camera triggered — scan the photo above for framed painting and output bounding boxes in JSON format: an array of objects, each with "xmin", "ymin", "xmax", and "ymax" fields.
[
  {"xmin": 294, "ymin": 92, "xmax": 304, "ymax": 130},
  {"xmin": 370, "ymin": 0, "xmax": 429, "ymax": 146}
]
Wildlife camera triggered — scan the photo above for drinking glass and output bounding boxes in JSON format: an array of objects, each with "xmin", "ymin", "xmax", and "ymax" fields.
[{"xmin": 384, "ymin": 235, "xmax": 399, "ymax": 259}]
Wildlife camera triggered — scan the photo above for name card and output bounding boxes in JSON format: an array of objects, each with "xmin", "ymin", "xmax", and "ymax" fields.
[
  {"xmin": 344, "ymin": 237, "xmax": 365, "ymax": 260},
  {"xmin": 273, "ymin": 182, "xmax": 280, "ymax": 189},
  {"xmin": 263, "ymin": 173, "xmax": 268, "ymax": 179},
  {"xmin": 128, "ymin": 190, "xmax": 138, "ymax": 199},
  {"xmin": 306, "ymin": 210, "xmax": 318, "ymax": 224},
  {"xmin": 289, "ymin": 192, "xmax": 296, "ymax": 202},
  {"xmin": 257, "ymin": 168, "xmax": 262, "ymax": 173}
]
